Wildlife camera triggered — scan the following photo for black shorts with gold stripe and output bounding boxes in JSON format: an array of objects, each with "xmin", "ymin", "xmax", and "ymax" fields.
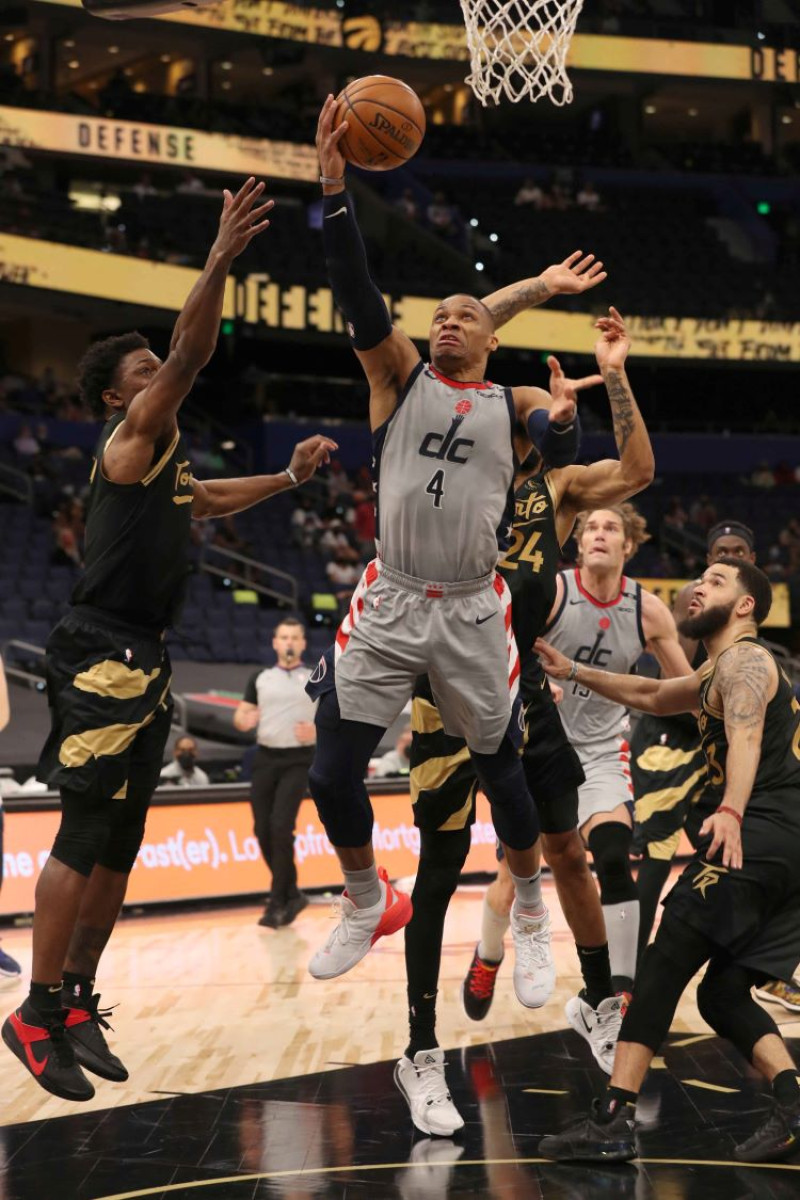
[
  {"xmin": 409, "ymin": 664, "xmax": 584, "ymax": 836},
  {"xmin": 631, "ymin": 713, "xmax": 707, "ymax": 861},
  {"xmin": 37, "ymin": 605, "xmax": 173, "ymax": 804}
]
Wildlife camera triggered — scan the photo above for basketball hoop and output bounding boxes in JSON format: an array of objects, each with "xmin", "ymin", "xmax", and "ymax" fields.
[{"xmin": 459, "ymin": 0, "xmax": 584, "ymax": 106}]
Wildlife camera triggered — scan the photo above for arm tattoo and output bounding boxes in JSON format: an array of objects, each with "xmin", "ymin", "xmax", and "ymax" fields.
[
  {"xmin": 715, "ymin": 645, "xmax": 772, "ymax": 730},
  {"xmin": 485, "ymin": 279, "xmax": 550, "ymax": 327},
  {"xmin": 604, "ymin": 368, "xmax": 636, "ymax": 455}
]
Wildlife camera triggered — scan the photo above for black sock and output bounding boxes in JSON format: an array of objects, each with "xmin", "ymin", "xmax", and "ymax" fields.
[
  {"xmin": 576, "ymin": 943, "xmax": 613, "ymax": 1010},
  {"xmin": 773, "ymin": 1069, "xmax": 800, "ymax": 1107},
  {"xmin": 597, "ymin": 1085, "xmax": 638, "ymax": 1123},
  {"xmin": 406, "ymin": 993, "xmax": 438, "ymax": 1059},
  {"xmin": 26, "ymin": 981, "xmax": 64, "ymax": 1021},
  {"xmin": 62, "ymin": 970, "xmax": 95, "ymax": 1006}
]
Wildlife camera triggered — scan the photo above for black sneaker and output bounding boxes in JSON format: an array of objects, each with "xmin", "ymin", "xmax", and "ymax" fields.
[
  {"xmin": 538, "ymin": 1098, "xmax": 637, "ymax": 1162},
  {"xmin": 734, "ymin": 1097, "xmax": 800, "ymax": 1163},
  {"xmin": 277, "ymin": 893, "xmax": 309, "ymax": 927},
  {"xmin": 64, "ymin": 993, "xmax": 128, "ymax": 1082},
  {"xmin": 460, "ymin": 946, "xmax": 502, "ymax": 1021},
  {"xmin": 2, "ymin": 1004, "xmax": 95, "ymax": 1101},
  {"xmin": 258, "ymin": 904, "xmax": 283, "ymax": 928}
]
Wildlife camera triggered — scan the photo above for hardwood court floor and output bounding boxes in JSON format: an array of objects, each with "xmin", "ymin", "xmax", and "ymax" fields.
[
  {"xmin": 1, "ymin": 880, "xmax": 800, "ymax": 1198},
  {"xmin": 8, "ymin": 876, "xmax": 799, "ymax": 1129}
]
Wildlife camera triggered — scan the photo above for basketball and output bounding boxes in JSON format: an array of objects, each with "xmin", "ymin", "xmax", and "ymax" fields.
[{"xmin": 333, "ymin": 75, "xmax": 426, "ymax": 171}]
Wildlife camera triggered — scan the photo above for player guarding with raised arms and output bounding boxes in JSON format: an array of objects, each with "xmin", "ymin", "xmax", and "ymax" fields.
[
  {"xmin": 304, "ymin": 96, "xmax": 606, "ymax": 984},
  {"xmin": 2, "ymin": 179, "xmax": 336, "ymax": 1102}
]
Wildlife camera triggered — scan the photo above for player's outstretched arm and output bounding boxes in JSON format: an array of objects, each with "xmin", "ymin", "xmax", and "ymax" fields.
[
  {"xmin": 191, "ymin": 435, "xmax": 337, "ymax": 519},
  {"xmin": 557, "ymin": 307, "xmax": 654, "ymax": 516},
  {"xmin": 317, "ymin": 96, "xmax": 418, "ymax": 430},
  {"xmin": 131, "ymin": 179, "xmax": 272, "ymax": 441},
  {"xmin": 483, "ymin": 251, "xmax": 607, "ymax": 329},
  {"xmin": 700, "ymin": 642, "xmax": 777, "ymax": 869},
  {"xmin": 534, "ymin": 636, "xmax": 702, "ymax": 716},
  {"xmin": 641, "ymin": 589, "xmax": 695, "ymax": 680}
]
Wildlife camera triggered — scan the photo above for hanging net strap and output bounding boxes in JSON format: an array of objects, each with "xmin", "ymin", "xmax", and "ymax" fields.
[{"xmin": 459, "ymin": 0, "xmax": 584, "ymax": 107}]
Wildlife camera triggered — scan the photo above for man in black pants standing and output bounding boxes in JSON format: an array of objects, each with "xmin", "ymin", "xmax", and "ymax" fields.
[
  {"xmin": 1, "ymin": 179, "xmax": 336, "ymax": 1103},
  {"xmin": 536, "ymin": 558, "xmax": 800, "ymax": 1165},
  {"xmin": 234, "ymin": 618, "xmax": 316, "ymax": 929}
]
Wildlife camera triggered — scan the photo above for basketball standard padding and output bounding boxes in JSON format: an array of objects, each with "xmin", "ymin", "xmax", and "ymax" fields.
[
  {"xmin": 82, "ymin": 0, "xmax": 219, "ymax": 17},
  {"xmin": 333, "ymin": 76, "xmax": 426, "ymax": 171}
]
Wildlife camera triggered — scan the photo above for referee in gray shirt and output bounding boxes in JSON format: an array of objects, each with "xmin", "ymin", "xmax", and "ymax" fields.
[{"xmin": 234, "ymin": 617, "xmax": 317, "ymax": 928}]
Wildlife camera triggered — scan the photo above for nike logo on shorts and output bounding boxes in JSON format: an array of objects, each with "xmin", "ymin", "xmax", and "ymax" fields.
[
  {"xmin": 475, "ymin": 613, "xmax": 497, "ymax": 625},
  {"xmin": 325, "ymin": 207, "xmax": 348, "ymax": 219}
]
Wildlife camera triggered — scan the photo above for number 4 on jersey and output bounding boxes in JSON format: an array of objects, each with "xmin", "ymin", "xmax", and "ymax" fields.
[{"xmin": 426, "ymin": 469, "xmax": 445, "ymax": 509}]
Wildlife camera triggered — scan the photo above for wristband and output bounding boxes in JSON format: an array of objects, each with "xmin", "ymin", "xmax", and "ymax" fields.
[
  {"xmin": 320, "ymin": 174, "xmax": 345, "ymax": 186},
  {"xmin": 717, "ymin": 805, "xmax": 742, "ymax": 827},
  {"xmin": 567, "ymin": 660, "xmax": 579, "ymax": 682},
  {"xmin": 284, "ymin": 466, "xmax": 299, "ymax": 487}
]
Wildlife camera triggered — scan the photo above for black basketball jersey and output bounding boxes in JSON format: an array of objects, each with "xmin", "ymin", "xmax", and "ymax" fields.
[
  {"xmin": 498, "ymin": 470, "xmax": 561, "ymax": 687},
  {"xmin": 72, "ymin": 414, "xmax": 194, "ymax": 630},
  {"xmin": 697, "ymin": 636, "xmax": 800, "ymax": 830}
]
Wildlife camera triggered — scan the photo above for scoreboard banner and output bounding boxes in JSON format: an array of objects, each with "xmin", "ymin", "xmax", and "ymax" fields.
[
  {"xmin": 0, "ymin": 791, "xmax": 500, "ymax": 915},
  {"xmin": 37, "ymin": 0, "xmax": 800, "ymax": 81},
  {"xmin": 0, "ymin": 106, "xmax": 319, "ymax": 182},
  {"xmin": 638, "ymin": 578, "xmax": 790, "ymax": 629},
  {"xmin": 3, "ymin": 232, "xmax": 800, "ymax": 364}
]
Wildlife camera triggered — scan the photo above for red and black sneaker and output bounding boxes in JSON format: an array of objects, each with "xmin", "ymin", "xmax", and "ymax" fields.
[
  {"xmin": 65, "ymin": 993, "xmax": 129, "ymax": 1082},
  {"xmin": 460, "ymin": 945, "xmax": 503, "ymax": 1022},
  {"xmin": 2, "ymin": 1003, "xmax": 95, "ymax": 1101}
]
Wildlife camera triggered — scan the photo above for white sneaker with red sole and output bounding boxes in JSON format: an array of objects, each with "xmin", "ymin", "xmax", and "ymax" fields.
[{"xmin": 308, "ymin": 866, "xmax": 412, "ymax": 980}]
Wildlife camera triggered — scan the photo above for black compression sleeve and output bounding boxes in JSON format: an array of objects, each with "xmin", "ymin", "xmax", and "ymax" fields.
[{"xmin": 322, "ymin": 191, "xmax": 393, "ymax": 351}]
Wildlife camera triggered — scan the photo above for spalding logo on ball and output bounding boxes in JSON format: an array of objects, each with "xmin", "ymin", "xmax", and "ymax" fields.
[
  {"xmin": 333, "ymin": 75, "xmax": 426, "ymax": 172},
  {"xmin": 82, "ymin": 0, "xmax": 219, "ymax": 17}
]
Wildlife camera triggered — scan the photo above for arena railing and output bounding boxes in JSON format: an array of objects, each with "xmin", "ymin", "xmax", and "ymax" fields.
[{"xmin": 197, "ymin": 542, "xmax": 299, "ymax": 610}]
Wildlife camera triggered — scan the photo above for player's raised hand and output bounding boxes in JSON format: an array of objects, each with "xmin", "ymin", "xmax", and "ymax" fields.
[
  {"xmin": 541, "ymin": 250, "xmax": 607, "ymax": 297},
  {"xmin": 594, "ymin": 306, "xmax": 631, "ymax": 371},
  {"xmin": 214, "ymin": 178, "xmax": 274, "ymax": 261},
  {"xmin": 699, "ymin": 809, "xmax": 743, "ymax": 870},
  {"xmin": 534, "ymin": 637, "xmax": 574, "ymax": 680},
  {"xmin": 288, "ymin": 435, "xmax": 339, "ymax": 485},
  {"xmin": 546, "ymin": 355, "xmax": 603, "ymax": 423},
  {"xmin": 317, "ymin": 95, "xmax": 349, "ymax": 184}
]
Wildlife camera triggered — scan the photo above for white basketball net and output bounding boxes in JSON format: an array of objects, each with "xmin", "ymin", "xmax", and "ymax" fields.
[{"xmin": 459, "ymin": 0, "xmax": 584, "ymax": 106}]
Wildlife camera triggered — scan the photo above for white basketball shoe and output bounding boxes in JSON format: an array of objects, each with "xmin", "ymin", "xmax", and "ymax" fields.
[
  {"xmin": 565, "ymin": 991, "xmax": 628, "ymax": 1075},
  {"xmin": 394, "ymin": 1049, "xmax": 465, "ymax": 1137},
  {"xmin": 308, "ymin": 867, "xmax": 411, "ymax": 980},
  {"xmin": 510, "ymin": 902, "xmax": 556, "ymax": 1008}
]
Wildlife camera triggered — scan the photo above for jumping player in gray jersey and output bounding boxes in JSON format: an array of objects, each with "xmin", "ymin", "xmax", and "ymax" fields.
[{"xmin": 304, "ymin": 96, "xmax": 607, "ymax": 983}]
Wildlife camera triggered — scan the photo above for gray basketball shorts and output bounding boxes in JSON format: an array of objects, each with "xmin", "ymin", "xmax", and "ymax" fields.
[
  {"xmin": 333, "ymin": 558, "xmax": 520, "ymax": 755},
  {"xmin": 576, "ymin": 734, "xmax": 634, "ymax": 832}
]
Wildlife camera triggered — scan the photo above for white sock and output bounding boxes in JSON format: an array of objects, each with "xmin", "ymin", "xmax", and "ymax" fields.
[
  {"xmin": 343, "ymin": 865, "xmax": 381, "ymax": 909},
  {"xmin": 478, "ymin": 892, "xmax": 509, "ymax": 962},
  {"xmin": 603, "ymin": 899, "xmax": 640, "ymax": 990},
  {"xmin": 510, "ymin": 868, "xmax": 545, "ymax": 919}
]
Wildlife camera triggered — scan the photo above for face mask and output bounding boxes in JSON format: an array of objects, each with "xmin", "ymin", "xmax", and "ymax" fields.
[{"xmin": 177, "ymin": 751, "xmax": 196, "ymax": 771}]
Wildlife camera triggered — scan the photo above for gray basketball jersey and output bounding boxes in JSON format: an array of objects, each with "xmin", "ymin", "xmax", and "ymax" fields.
[
  {"xmin": 373, "ymin": 362, "xmax": 516, "ymax": 582},
  {"xmin": 546, "ymin": 568, "xmax": 645, "ymax": 747}
]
